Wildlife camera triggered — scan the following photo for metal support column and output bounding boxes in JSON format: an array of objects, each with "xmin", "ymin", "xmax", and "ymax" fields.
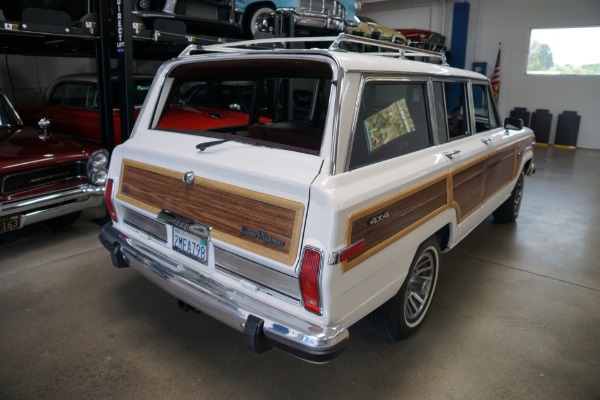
[
  {"xmin": 96, "ymin": 0, "xmax": 114, "ymax": 150},
  {"xmin": 114, "ymin": 0, "xmax": 135, "ymax": 142}
]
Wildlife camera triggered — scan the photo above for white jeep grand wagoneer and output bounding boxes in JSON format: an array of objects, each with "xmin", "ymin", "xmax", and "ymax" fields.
[{"xmin": 100, "ymin": 35, "xmax": 535, "ymax": 363}]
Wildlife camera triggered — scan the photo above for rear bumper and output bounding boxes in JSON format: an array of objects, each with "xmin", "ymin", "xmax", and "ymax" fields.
[
  {"xmin": 0, "ymin": 185, "xmax": 105, "ymax": 229},
  {"xmin": 99, "ymin": 223, "xmax": 349, "ymax": 363}
]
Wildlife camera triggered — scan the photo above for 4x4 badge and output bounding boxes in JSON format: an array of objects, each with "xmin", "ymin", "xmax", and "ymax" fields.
[{"xmin": 183, "ymin": 171, "xmax": 195, "ymax": 185}]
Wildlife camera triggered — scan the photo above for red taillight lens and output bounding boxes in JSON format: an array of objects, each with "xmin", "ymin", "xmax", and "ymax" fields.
[
  {"xmin": 105, "ymin": 178, "xmax": 118, "ymax": 222},
  {"xmin": 299, "ymin": 247, "xmax": 322, "ymax": 315},
  {"xmin": 339, "ymin": 240, "xmax": 366, "ymax": 262}
]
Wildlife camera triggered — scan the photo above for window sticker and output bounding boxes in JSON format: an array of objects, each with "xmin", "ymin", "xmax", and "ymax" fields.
[{"xmin": 364, "ymin": 98, "xmax": 415, "ymax": 152}]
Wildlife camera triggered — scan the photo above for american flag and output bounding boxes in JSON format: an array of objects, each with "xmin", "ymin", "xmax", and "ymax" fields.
[{"xmin": 491, "ymin": 43, "xmax": 502, "ymax": 101}]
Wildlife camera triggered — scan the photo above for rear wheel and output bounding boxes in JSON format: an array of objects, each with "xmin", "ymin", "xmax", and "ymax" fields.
[
  {"xmin": 369, "ymin": 237, "xmax": 441, "ymax": 341},
  {"xmin": 493, "ymin": 171, "xmax": 524, "ymax": 223}
]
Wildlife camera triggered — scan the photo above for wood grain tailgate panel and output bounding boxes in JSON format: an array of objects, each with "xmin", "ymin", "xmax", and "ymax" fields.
[{"xmin": 117, "ymin": 160, "xmax": 304, "ymax": 266}]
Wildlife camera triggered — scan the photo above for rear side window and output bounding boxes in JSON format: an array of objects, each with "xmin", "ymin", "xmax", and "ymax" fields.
[
  {"xmin": 49, "ymin": 83, "xmax": 96, "ymax": 108},
  {"xmin": 349, "ymin": 81, "xmax": 432, "ymax": 170}
]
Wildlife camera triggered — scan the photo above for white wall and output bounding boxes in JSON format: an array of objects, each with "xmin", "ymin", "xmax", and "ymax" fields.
[{"xmin": 362, "ymin": 0, "xmax": 600, "ymax": 149}]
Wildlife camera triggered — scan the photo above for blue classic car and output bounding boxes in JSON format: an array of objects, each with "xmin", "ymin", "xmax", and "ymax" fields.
[
  {"xmin": 236, "ymin": 0, "xmax": 361, "ymax": 36},
  {"xmin": 132, "ymin": 0, "xmax": 360, "ymax": 37}
]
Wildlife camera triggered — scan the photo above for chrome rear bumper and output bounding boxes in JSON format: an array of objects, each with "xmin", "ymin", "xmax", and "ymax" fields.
[{"xmin": 99, "ymin": 223, "xmax": 348, "ymax": 363}]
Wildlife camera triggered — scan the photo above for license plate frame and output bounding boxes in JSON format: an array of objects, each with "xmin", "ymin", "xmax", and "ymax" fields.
[
  {"xmin": 157, "ymin": 210, "xmax": 211, "ymax": 265},
  {"xmin": 0, "ymin": 215, "xmax": 21, "ymax": 233},
  {"xmin": 172, "ymin": 226, "xmax": 208, "ymax": 264}
]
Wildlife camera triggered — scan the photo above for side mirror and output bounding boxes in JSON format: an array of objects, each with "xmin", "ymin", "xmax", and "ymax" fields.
[{"xmin": 504, "ymin": 117, "xmax": 523, "ymax": 131}]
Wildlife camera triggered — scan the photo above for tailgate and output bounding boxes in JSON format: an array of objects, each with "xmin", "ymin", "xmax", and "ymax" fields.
[{"xmin": 113, "ymin": 134, "xmax": 324, "ymax": 269}]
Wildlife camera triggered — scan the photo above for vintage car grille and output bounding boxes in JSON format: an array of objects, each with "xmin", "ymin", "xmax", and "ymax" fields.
[
  {"xmin": 298, "ymin": 0, "xmax": 345, "ymax": 18},
  {"xmin": 1, "ymin": 162, "xmax": 87, "ymax": 195}
]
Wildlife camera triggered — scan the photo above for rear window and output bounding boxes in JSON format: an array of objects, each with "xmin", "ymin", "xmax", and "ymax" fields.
[{"xmin": 152, "ymin": 58, "xmax": 334, "ymax": 154}]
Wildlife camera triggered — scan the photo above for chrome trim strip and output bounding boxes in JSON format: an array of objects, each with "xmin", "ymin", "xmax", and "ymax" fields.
[
  {"xmin": 100, "ymin": 224, "xmax": 348, "ymax": 361},
  {"xmin": 123, "ymin": 208, "xmax": 168, "ymax": 243},
  {"xmin": 214, "ymin": 247, "xmax": 302, "ymax": 301}
]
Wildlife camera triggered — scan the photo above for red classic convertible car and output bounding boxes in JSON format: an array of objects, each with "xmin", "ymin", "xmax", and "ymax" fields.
[
  {"xmin": 0, "ymin": 92, "xmax": 108, "ymax": 235},
  {"xmin": 17, "ymin": 74, "xmax": 153, "ymax": 146}
]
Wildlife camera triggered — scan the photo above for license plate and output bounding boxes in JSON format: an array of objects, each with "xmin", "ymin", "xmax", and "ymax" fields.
[
  {"xmin": 0, "ymin": 215, "xmax": 21, "ymax": 233},
  {"xmin": 173, "ymin": 226, "xmax": 208, "ymax": 264}
]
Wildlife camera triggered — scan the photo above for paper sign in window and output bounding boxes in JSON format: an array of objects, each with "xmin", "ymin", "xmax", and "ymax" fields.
[{"xmin": 364, "ymin": 98, "xmax": 415, "ymax": 152}]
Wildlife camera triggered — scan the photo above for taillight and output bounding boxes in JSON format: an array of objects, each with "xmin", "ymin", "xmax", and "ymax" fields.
[
  {"xmin": 105, "ymin": 178, "xmax": 118, "ymax": 222},
  {"xmin": 299, "ymin": 247, "xmax": 322, "ymax": 315}
]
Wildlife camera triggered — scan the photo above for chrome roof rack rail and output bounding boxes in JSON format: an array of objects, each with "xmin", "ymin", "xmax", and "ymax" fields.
[{"xmin": 179, "ymin": 34, "xmax": 447, "ymax": 65}]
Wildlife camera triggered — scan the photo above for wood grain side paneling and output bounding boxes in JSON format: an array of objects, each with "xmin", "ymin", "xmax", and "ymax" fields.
[
  {"xmin": 343, "ymin": 176, "xmax": 448, "ymax": 272},
  {"xmin": 451, "ymin": 158, "xmax": 486, "ymax": 221},
  {"xmin": 117, "ymin": 159, "xmax": 304, "ymax": 266},
  {"xmin": 515, "ymin": 134, "xmax": 535, "ymax": 172},
  {"xmin": 484, "ymin": 147, "xmax": 515, "ymax": 198}
]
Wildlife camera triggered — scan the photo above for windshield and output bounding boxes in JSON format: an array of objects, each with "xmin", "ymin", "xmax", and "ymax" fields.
[
  {"xmin": 153, "ymin": 58, "xmax": 334, "ymax": 154},
  {"xmin": 0, "ymin": 93, "xmax": 23, "ymax": 127}
]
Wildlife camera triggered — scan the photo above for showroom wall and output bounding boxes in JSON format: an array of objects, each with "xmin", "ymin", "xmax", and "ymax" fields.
[{"xmin": 363, "ymin": 0, "xmax": 600, "ymax": 149}]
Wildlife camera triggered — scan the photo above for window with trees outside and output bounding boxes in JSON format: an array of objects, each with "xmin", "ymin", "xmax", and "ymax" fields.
[{"xmin": 526, "ymin": 27, "xmax": 600, "ymax": 76}]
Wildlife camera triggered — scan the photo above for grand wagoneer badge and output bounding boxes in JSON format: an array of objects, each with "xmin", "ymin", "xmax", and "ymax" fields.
[{"xmin": 240, "ymin": 226, "xmax": 285, "ymax": 247}]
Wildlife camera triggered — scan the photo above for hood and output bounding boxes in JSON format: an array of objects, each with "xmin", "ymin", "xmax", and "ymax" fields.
[{"xmin": 0, "ymin": 126, "xmax": 99, "ymax": 175}]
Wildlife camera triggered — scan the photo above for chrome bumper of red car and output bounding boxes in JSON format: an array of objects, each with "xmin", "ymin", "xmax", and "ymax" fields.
[{"xmin": 0, "ymin": 185, "xmax": 105, "ymax": 228}]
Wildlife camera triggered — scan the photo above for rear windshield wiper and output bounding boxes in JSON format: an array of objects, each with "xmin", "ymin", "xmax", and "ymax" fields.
[{"xmin": 196, "ymin": 139, "xmax": 229, "ymax": 151}]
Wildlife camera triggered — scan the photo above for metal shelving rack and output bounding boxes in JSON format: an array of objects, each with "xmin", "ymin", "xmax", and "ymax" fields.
[{"xmin": 0, "ymin": 0, "xmax": 241, "ymax": 150}]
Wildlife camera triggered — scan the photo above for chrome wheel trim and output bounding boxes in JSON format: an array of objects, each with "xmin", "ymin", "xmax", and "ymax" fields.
[
  {"xmin": 404, "ymin": 247, "xmax": 437, "ymax": 327},
  {"xmin": 513, "ymin": 174, "xmax": 524, "ymax": 217}
]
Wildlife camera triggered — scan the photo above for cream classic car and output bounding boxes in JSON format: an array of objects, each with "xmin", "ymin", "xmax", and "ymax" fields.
[{"xmin": 100, "ymin": 35, "xmax": 535, "ymax": 363}]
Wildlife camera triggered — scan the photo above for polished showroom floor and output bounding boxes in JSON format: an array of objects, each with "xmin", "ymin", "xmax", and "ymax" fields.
[{"xmin": 1, "ymin": 146, "xmax": 599, "ymax": 400}]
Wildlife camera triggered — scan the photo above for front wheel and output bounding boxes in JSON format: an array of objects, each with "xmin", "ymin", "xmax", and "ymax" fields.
[
  {"xmin": 493, "ymin": 171, "xmax": 525, "ymax": 223},
  {"xmin": 368, "ymin": 237, "xmax": 441, "ymax": 341}
]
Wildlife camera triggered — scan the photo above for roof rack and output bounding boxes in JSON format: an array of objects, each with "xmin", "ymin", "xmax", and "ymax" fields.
[{"xmin": 179, "ymin": 33, "xmax": 448, "ymax": 65}]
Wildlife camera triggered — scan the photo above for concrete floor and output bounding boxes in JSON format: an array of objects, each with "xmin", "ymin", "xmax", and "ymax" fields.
[{"xmin": 1, "ymin": 146, "xmax": 599, "ymax": 400}]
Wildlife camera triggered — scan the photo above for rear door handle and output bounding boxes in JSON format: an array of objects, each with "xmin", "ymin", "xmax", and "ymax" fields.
[{"xmin": 443, "ymin": 150, "xmax": 461, "ymax": 160}]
